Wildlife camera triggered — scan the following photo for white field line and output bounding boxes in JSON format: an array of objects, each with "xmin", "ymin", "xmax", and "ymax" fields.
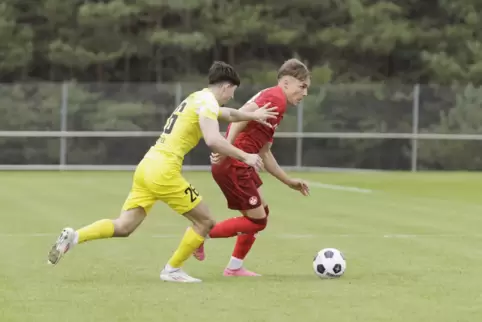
[
  {"xmin": 308, "ymin": 181, "xmax": 374, "ymax": 194},
  {"xmin": 308, "ymin": 180, "xmax": 482, "ymax": 215}
]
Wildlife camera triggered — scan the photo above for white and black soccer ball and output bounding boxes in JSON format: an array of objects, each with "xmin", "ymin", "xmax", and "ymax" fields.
[{"xmin": 313, "ymin": 248, "xmax": 346, "ymax": 278}]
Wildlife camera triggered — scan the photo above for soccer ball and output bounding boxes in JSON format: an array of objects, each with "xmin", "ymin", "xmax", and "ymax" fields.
[{"xmin": 313, "ymin": 248, "xmax": 346, "ymax": 278}]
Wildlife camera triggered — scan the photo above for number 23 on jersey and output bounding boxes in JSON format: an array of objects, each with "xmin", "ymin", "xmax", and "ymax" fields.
[
  {"xmin": 162, "ymin": 101, "xmax": 187, "ymax": 135},
  {"xmin": 158, "ymin": 101, "xmax": 186, "ymax": 144}
]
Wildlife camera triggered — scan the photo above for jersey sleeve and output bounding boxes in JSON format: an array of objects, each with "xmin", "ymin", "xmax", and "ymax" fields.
[
  {"xmin": 254, "ymin": 92, "xmax": 285, "ymax": 112},
  {"xmin": 198, "ymin": 99, "xmax": 220, "ymax": 120}
]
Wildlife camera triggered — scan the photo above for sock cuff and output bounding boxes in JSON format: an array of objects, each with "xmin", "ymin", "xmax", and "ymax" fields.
[
  {"xmin": 187, "ymin": 227, "xmax": 205, "ymax": 243},
  {"xmin": 246, "ymin": 216, "xmax": 267, "ymax": 225}
]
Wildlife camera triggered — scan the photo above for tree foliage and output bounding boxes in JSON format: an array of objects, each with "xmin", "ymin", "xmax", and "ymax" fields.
[
  {"xmin": 0, "ymin": 0, "xmax": 478, "ymax": 83},
  {"xmin": 1, "ymin": 0, "xmax": 482, "ymax": 170}
]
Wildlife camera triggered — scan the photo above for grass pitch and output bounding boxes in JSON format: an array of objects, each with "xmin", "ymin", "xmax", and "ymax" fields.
[{"xmin": 1, "ymin": 171, "xmax": 481, "ymax": 322}]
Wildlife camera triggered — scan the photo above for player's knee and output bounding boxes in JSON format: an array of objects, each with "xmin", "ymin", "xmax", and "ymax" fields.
[
  {"xmin": 191, "ymin": 212, "xmax": 216, "ymax": 232},
  {"xmin": 264, "ymin": 205, "xmax": 270, "ymax": 217},
  {"xmin": 201, "ymin": 217, "xmax": 216, "ymax": 231},
  {"xmin": 113, "ymin": 208, "xmax": 146, "ymax": 237},
  {"xmin": 183, "ymin": 202, "xmax": 217, "ymax": 235},
  {"xmin": 193, "ymin": 217, "xmax": 216, "ymax": 236},
  {"xmin": 247, "ymin": 216, "xmax": 268, "ymax": 232}
]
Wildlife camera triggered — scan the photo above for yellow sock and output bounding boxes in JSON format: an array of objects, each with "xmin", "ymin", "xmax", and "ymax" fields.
[
  {"xmin": 76, "ymin": 219, "xmax": 115, "ymax": 244},
  {"xmin": 167, "ymin": 227, "xmax": 205, "ymax": 268}
]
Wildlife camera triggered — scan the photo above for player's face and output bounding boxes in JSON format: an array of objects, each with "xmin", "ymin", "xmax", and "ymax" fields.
[
  {"xmin": 284, "ymin": 77, "xmax": 310, "ymax": 106},
  {"xmin": 219, "ymin": 83, "xmax": 237, "ymax": 105}
]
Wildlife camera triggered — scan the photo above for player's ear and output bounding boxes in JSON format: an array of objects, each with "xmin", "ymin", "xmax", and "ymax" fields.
[
  {"xmin": 223, "ymin": 83, "xmax": 234, "ymax": 91},
  {"xmin": 223, "ymin": 83, "xmax": 233, "ymax": 95},
  {"xmin": 219, "ymin": 83, "xmax": 228, "ymax": 94},
  {"xmin": 282, "ymin": 77, "xmax": 290, "ymax": 90}
]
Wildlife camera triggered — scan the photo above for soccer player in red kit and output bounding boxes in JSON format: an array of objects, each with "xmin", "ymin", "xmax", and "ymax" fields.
[{"xmin": 193, "ymin": 59, "xmax": 311, "ymax": 276}]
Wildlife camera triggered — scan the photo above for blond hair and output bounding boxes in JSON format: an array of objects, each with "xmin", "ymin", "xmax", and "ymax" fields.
[{"xmin": 277, "ymin": 59, "xmax": 310, "ymax": 81}]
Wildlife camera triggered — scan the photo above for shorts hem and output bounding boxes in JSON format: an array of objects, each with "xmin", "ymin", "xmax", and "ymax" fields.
[
  {"xmin": 227, "ymin": 203, "xmax": 263, "ymax": 211},
  {"xmin": 121, "ymin": 203, "xmax": 153, "ymax": 214},
  {"xmin": 177, "ymin": 196, "xmax": 203, "ymax": 215}
]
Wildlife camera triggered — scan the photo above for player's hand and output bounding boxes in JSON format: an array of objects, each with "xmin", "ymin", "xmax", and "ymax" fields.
[
  {"xmin": 286, "ymin": 178, "xmax": 310, "ymax": 196},
  {"xmin": 243, "ymin": 153, "xmax": 264, "ymax": 171},
  {"xmin": 210, "ymin": 152, "xmax": 225, "ymax": 165},
  {"xmin": 252, "ymin": 103, "xmax": 278, "ymax": 128}
]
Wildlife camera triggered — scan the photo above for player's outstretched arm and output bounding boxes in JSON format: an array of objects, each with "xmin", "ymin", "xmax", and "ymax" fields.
[
  {"xmin": 219, "ymin": 102, "xmax": 277, "ymax": 125},
  {"xmin": 200, "ymin": 115, "xmax": 263, "ymax": 170},
  {"xmin": 226, "ymin": 121, "xmax": 247, "ymax": 144},
  {"xmin": 209, "ymin": 119, "xmax": 247, "ymax": 165},
  {"xmin": 260, "ymin": 143, "xmax": 309, "ymax": 196},
  {"xmin": 209, "ymin": 102, "xmax": 260, "ymax": 165},
  {"xmin": 223, "ymin": 102, "xmax": 260, "ymax": 142}
]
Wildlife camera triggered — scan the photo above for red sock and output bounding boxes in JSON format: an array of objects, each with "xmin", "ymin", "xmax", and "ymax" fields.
[
  {"xmin": 209, "ymin": 216, "xmax": 266, "ymax": 238},
  {"xmin": 231, "ymin": 206, "xmax": 269, "ymax": 260},
  {"xmin": 232, "ymin": 233, "xmax": 257, "ymax": 259}
]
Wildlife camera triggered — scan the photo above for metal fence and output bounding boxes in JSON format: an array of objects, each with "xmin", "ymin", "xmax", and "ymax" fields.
[{"xmin": 1, "ymin": 82, "xmax": 481, "ymax": 171}]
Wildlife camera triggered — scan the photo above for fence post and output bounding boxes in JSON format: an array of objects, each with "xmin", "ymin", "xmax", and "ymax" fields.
[
  {"xmin": 295, "ymin": 100, "xmax": 303, "ymax": 169},
  {"xmin": 59, "ymin": 82, "xmax": 68, "ymax": 170},
  {"xmin": 175, "ymin": 82, "xmax": 182, "ymax": 106},
  {"xmin": 411, "ymin": 84, "xmax": 420, "ymax": 172}
]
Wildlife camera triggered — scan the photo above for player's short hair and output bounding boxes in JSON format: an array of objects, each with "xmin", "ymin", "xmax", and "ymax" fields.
[
  {"xmin": 208, "ymin": 61, "xmax": 241, "ymax": 86},
  {"xmin": 277, "ymin": 59, "xmax": 310, "ymax": 81}
]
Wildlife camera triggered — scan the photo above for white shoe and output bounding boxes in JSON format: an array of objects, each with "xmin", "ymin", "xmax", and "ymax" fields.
[
  {"xmin": 48, "ymin": 227, "xmax": 76, "ymax": 265},
  {"xmin": 160, "ymin": 268, "xmax": 202, "ymax": 283}
]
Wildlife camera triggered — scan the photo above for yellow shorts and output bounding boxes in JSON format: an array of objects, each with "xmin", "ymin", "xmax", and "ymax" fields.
[{"xmin": 121, "ymin": 155, "xmax": 202, "ymax": 215}]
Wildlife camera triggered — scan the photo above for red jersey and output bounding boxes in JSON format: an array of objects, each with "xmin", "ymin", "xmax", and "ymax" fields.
[{"xmin": 225, "ymin": 86, "xmax": 287, "ymax": 167}]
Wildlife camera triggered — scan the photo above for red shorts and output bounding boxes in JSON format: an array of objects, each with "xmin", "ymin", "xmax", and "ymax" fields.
[{"xmin": 211, "ymin": 162, "xmax": 263, "ymax": 211}]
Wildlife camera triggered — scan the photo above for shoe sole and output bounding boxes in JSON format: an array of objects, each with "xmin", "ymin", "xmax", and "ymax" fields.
[
  {"xmin": 160, "ymin": 277, "xmax": 202, "ymax": 283},
  {"xmin": 47, "ymin": 229, "xmax": 73, "ymax": 265}
]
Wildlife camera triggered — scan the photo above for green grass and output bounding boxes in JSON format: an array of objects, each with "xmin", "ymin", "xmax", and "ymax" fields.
[{"xmin": 1, "ymin": 171, "xmax": 481, "ymax": 322}]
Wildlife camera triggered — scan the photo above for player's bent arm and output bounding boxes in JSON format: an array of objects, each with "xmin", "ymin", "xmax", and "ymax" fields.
[
  {"xmin": 218, "ymin": 102, "xmax": 260, "ymax": 123},
  {"xmin": 199, "ymin": 115, "xmax": 249, "ymax": 162},
  {"xmin": 221, "ymin": 102, "xmax": 258, "ymax": 143},
  {"xmin": 260, "ymin": 143, "xmax": 291, "ymax": 185},
  {"xmin": 226, "ymin": 121, "xmax": 248, "ymax": 144}
]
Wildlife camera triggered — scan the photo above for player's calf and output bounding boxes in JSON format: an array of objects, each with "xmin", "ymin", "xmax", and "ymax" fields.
[
  {"xmin": 208, "ymin": 207, "xmax": 267, "ymax": 238},
  {"xmin": 223, "ymin": 206, "xmax": 270, "ymax": 275},
  {"xmin": 193, "ymin": 206, "xmax": 269, "ymax": 262},
  {"xmin": 47, "ymin": 208, "xmax": 146, "ymax": 266},
  {"xmin": 112, "ymin": 208, "xmax": 146, "ymax": 237},
  {"xmin": 183, "ymin": 202, "xmax": 216, "ymax": 236},
  {"xmin": 192, "ymin": 216, "xmax": 216, "ymax": 237},
  {"xmin": 162, "ymin": 201, "xmax": 214, "ymax": 281}
]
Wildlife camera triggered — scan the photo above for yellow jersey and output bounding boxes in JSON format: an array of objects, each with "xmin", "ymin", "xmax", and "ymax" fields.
[{"xmin": 146, "ymin": 88, "xmax": 220, "ymax": 168}]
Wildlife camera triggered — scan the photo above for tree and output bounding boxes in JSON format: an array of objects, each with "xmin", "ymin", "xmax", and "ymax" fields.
[
  {"xmin": 418, "ymin": 84, "xmax": 482, "ymax": 170},
  {"xmin": 0, "ymin": 3, "xmax": 33, "ymax": 79}
]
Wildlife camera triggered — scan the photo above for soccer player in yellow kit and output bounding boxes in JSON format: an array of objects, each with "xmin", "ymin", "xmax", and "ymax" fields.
[{"xmin": 47, "ymin": 61, "xmax": 278, "ymax": 283}]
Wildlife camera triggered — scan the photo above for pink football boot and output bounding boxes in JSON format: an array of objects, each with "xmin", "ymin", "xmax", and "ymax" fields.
[
  {"xmin": 223, "ymin": 267, "xmax": 261, "ymax": 277},
  {"xmin": 193, "ymin": 242, "xmax": 205, "ymax": 261}
]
